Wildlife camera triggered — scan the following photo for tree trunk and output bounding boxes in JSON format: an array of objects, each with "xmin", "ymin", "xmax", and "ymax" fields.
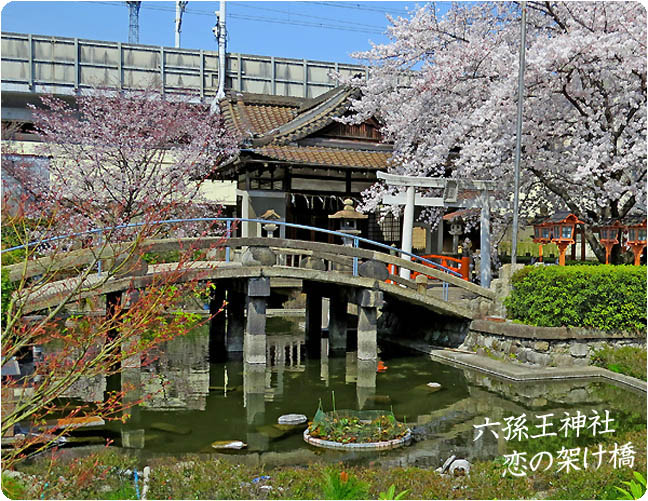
[{"xmin": 583, "ymin": 226, "xmax": 606, "ymax": 263}]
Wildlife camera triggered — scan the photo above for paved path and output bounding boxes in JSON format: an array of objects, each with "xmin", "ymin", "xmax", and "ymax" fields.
[{"xmin": 394, "ymin": 339, "xmax": 647, "ymax": 393}]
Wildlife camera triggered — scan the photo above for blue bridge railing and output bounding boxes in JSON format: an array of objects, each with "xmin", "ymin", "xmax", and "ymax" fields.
[{"xmin": 2, "ymin": 217, "xmax": 464, "ymax": 299}]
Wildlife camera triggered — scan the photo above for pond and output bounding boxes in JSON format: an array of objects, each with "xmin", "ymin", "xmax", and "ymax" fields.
[{"xmin": 61, "ymin": 317, "xmax": 647, "ymax": 469}]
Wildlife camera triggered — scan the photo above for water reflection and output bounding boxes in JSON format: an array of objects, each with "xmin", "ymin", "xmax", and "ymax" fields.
[
  {"xmin": 55, "ymin": 325, "xmax": 645, "ymax": 468},
  {"xmin": 139, "ymin": 334, "xmax": 210, "ymax": 411}
]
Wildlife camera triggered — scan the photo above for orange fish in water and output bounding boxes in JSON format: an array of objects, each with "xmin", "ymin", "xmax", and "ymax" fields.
[{"xmin": 377, "ymin": 360, "xmax": 388, "ymax": 372}]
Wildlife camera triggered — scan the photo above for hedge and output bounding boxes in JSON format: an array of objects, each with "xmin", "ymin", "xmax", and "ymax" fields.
[{"xmin": 504, "ymin": 265, "xmax": 647, "ymax": 332}]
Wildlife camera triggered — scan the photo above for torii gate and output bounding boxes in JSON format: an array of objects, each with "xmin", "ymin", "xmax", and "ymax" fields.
[{"xmin": 377, "ymin": 171, "xmax": 496, "ymax": 287}]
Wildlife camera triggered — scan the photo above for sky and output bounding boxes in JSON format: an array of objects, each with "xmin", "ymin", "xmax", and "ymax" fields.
[{"xmin": 0, "ymin": 1, "xmax": 442, "ymax": 64}]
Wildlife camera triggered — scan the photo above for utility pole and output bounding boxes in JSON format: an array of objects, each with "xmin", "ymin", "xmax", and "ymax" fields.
[
  {"xmin": 511, "ymin": 1, "xmax": 527, "ymax": 265},
  {"xmin": 175, "ymin": 1, "xmax": 188, "ymax": 48},
  {"xmin": 126, "ymin": 1, "xmax": 141, "ymax": 44},
  {"xmin": 210, "ymin": 0, "xmax": 227, "ymax": 112}
]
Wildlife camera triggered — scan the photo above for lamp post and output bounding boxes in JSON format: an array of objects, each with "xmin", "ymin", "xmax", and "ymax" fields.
[
  {"xmin": 547, "ymin": 212, "xmax": 583, "ymax": 266},
  {"xmin": 624, "ymin": 216, "xmax": 647, "ymax": 266},
  {"xmin": 595, "ymin": 219, "xmax": 625, "ymax": 265},
  {"xmin": 511, "ymin": 1, "xmax": 528, "ymax": 265}
]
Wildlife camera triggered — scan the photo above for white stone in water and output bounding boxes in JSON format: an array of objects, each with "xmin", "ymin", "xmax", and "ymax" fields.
[
  {"xmin": 426, "ymin": 382, "xmax": 442, "ymax": 391},
  {"xmin": 278, "ymin": 413, "xmax": 308, "ymax": 425},
  {"xmin": 211, "ymin": 440, "xmax": 247, "ymax": 449}
]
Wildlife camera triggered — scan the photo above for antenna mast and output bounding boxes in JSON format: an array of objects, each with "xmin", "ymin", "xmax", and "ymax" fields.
[
  {"xmin": 175, "ymin": 1, "xmax": 188, "ymax": 48},
  {"xmin": 126, "ymin": 1, "xmax": 141, "ymax": 44}
]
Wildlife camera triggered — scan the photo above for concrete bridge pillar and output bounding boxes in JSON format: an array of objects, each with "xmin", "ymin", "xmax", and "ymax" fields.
[
  {"xmin": 345, "ymin": 351, "xmax": 357, "ymax": 383},
  {"xmin": 320, "ymin": 338, "xmax": 330, "ymax": 386},
  {"xmin": 305, "ymin": 289, "xmax": 322, "ymax": 358},
  {"xmin": 357, "ymin": 290, "xmax": 383, "ymax": 361},
  {"xmin": 243, "ymin": 362, "xmax": 269, "ymax": 451},
  {"xmin": 356, "ymin": 359, "xmax": 377, "ymax": 409},
  {"xmin": 209, "ymin": 286, "xmax": 227, "ymax": 362},
  {"xmin": 226, "ymin": 289, "xmax": 245, "ymax": 354},
  {"xmin": 244, "ymin": 277, "xmax": 270, "ymax": 364},
  {"xmin": 328, "ymin": 291, "xmax": 348, "ymax": 354},
  {"xmin": 121, "ymin": 367, "xmax": 141, "ymax": 424}
]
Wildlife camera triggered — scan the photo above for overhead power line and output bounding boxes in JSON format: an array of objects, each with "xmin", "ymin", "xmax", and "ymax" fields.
[
  {"xmin": 228, "ymin": 13, "xmax": 384, "ymax": 35},
  {"xmin": 231, "ymin": 2, "xmax": 386, "ymax": 31},
  {"xmin": 89, "ymin": 1, "xmax": 387, "ymax": 36},
  {"xmin": 309, "ymin": 2, "xmax": 412, "ymax": 17}
]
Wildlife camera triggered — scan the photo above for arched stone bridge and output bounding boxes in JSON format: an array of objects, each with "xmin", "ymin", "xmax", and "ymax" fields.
[{"xmin": 10, "ymin": 235, "xmax": 496, "ymax": 364}]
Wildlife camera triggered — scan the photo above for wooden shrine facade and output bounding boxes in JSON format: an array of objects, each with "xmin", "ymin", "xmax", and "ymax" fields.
[{"xmin": 213, "ymin": 86, "xmax": 401, "ymax": 244}]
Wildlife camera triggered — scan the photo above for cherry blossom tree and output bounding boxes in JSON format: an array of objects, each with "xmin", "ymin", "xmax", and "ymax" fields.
[
  {"xmin": 1, "ymin": 89, "xmax": 237, "ymax": 467},
  {"xmin": 4, "ymin": 88, "xmax": 238, "ymax": 235},
  {"xmin": 342, "ymin": 1, "xmax": 646, "ymax": 262}
]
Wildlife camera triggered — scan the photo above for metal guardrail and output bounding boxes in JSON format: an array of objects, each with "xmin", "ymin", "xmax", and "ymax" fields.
[
  {"xmin": 1, "ymin": 32, "xmax": 367, "ymax": 100},
  {"xmin": 3, "ymin": 217, "xmax": 463, "ymax": 299}
]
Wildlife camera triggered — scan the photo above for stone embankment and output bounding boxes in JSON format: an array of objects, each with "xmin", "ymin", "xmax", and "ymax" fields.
[{"xmin": 460, "ymin": 319, "xmax": 645, "ymax": 368}]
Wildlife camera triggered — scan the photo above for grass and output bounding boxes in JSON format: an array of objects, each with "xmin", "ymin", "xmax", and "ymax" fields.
[
  {"xmin": 591, "ymin": 346, "xmax": 647, "ymax": 381},
  {"xmin": 11, "ymin": 428, "xmax": 647, "ymax": 499}
]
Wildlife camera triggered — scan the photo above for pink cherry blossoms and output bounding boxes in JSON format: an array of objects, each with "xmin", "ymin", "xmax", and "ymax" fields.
[
  {"xmin": 341, "ymin": 2, "xmax": 646, "ymax": 261},
  {"xmin": 5, "ymin": 88, "xmax": 238, "ymax": 237}
]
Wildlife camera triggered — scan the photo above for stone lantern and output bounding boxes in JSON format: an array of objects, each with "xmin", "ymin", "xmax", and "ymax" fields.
[
  {"xmin": 595, "ymin": 219, "xmax": 625, "ymax": 264},
  {"xmin": 624, "ymin": 215, "xmax": 647, "ymax": 266},
  {"xmin": 449, "ymin": 222, "xmax": 463, "ymax": 254},
  {"xmin": 328, "ymin": 198, "xmax": 367, "ymax": 246},
  {"xmin": 547, "ymin": 211, "xmax": 583, "ymax": 266},
  {"xmin": 260, "ymin": 209, "xmax": 282, "ymax": 238}
]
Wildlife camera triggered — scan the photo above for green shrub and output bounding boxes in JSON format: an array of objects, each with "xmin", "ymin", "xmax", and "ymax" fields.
[
  {"xmin": 1, "ymin": 223, "xmax": 28, "ymax": 266},
  {"xmin": 504, "ymin": 265, "xmax": 647, "ymax": 332},
  {"xmin": 1, "ymin": 473, "xmax": 28, "ymax": 499},
  {"xmin": 591, "ymin": 346, "xmax": 647, "ymax": 381}
]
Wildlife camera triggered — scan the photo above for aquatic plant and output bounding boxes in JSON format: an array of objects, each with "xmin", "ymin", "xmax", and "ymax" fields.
[{"xmin": 308, "ymin": 409, "xmax": 408, "ymax": 444}]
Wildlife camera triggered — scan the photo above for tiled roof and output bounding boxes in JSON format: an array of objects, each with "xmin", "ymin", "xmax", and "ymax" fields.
[
  {"xmin": 264, "ymin": 86, "xmax": 358, "ymax": 145},
  {"xmin": 219, "ymin": 86, "xmax": 362, "ymax": 145},
  {"xmin": 216, "ymin": 87, "xmax": 392, "ymax": 175},
  {"xmin": 240, "ymin": 104, "xmax": 297, "ymax": 136},
  {"xmin": 255, "ymin": 145, "xmax": 391, "ymax": 169},
  {"xmin": 220, "ymin": 92, "xmax": 301, "ymax": 138}
]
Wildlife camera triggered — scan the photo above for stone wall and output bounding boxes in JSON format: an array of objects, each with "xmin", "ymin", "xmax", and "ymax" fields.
[
  {"xmin": 488, "ymin": 263, "xmax": 525, "ymax": 317},
  {"xmin": 460, "ymin": 319, "xmax": 646, "ymax": 368}
]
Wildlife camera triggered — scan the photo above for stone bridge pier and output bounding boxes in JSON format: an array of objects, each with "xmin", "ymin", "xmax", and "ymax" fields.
[
  {"xmin": 303, "ymin": 282, "xmax": 384, "ymax": 363},
  {"xmin": 207, "ymin": 277, "xmax": 385, "ymax": 365}
]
